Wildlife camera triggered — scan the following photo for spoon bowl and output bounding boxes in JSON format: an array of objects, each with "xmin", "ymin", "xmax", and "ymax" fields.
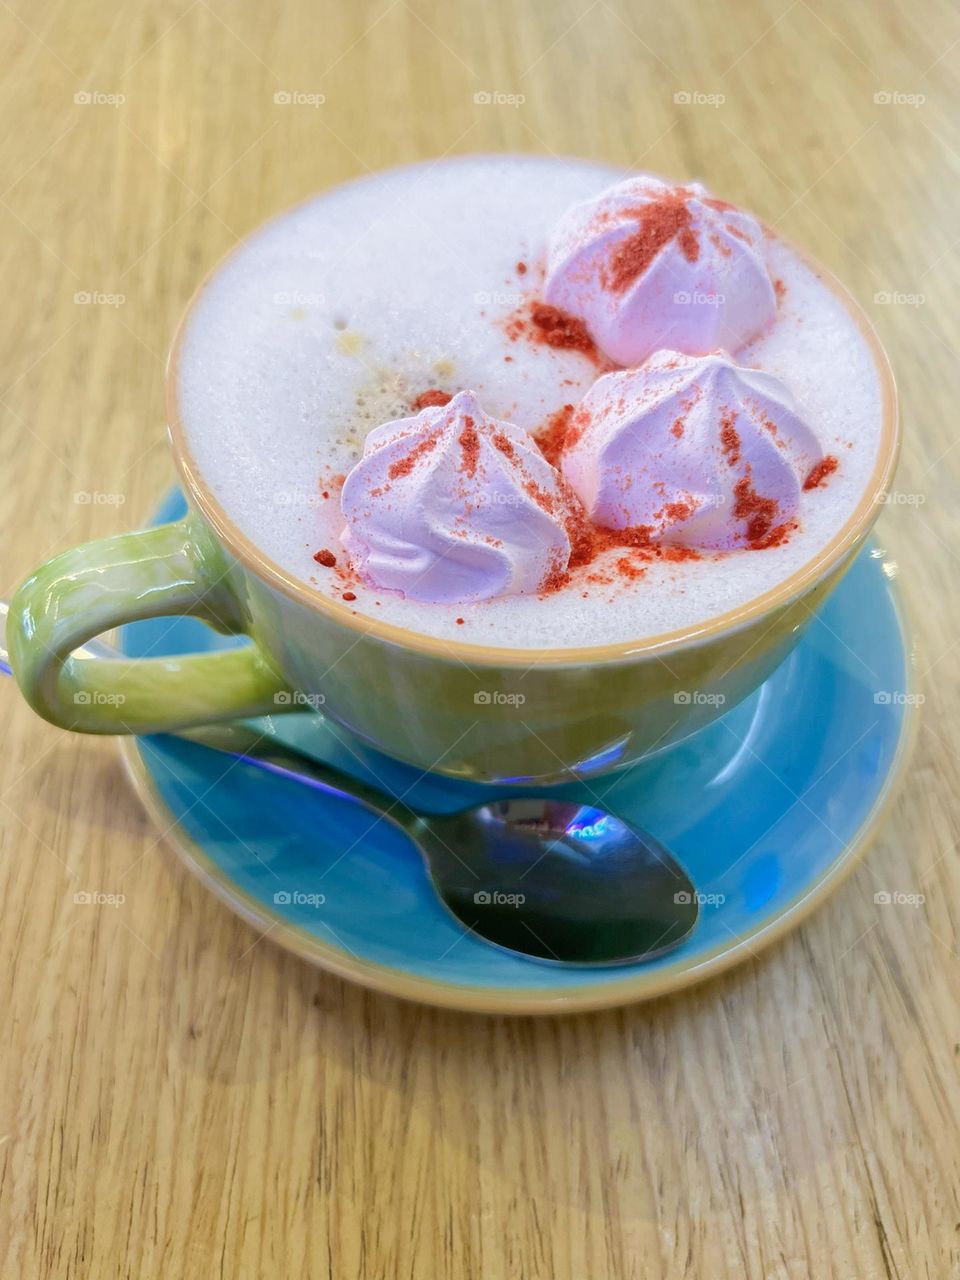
[{"xmin": 411, "ymin": 798, "xmax": 699, "ymax": 964}]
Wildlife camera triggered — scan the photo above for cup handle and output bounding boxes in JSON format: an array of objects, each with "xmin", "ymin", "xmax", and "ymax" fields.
[{"xmin": 7, "ymin": 516, "xmax": 294, "ymax": 734}]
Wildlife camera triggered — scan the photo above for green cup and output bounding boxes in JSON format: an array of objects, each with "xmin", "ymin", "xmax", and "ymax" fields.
[{"xmin": 7, "ymin": 242, "xmax": 899, "ymax": 784}]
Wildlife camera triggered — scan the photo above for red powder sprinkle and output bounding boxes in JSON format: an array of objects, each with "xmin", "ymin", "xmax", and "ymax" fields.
[
  {"xmin": 388, "ymin": 430, "xmax": 440, "ymax": 480},
  {"xmin": 671, "ymin": 418, "xmax": 684, "ymax": 438},
  {"xmin": 313, "ymin": 548, "xmax": 336, "ymax": 567},
  {"xmin": 455, "ymin": 617, "xmax": 465, "ymax": 625},
  {"xmin": 317, "ymin": 470, "xmax": 346, "ymax": 499},
  {"xmin": 659, "ymin": 500, "xmax": 695, "ymax": 523},
  {"xmin": 412, "ymin": 389, "xmax": 452, "ymax": 411},
  {"xmin": 732, "ymin": 475, "xmax": 793, "ymax": 548},
  {"xmin": 523, "ymin": 478, "xmax": 558, "ymax": 516},
  {"xmin": 492, "ymin": 431, "xmax": 517, "ymax": 460},
  {"xmin": 616, "ymin": 556, "xmax": 647, "ymax": 581},
  {"xmin": 774, "ymin": 278, "xmax": 787, "ymax": 303},
  {"xmin": 538, "ymin": 548, "xmax": 571, "ymax": 594},
  {"xmin": 342, "ymin": 591, "xmax": 357, "ymax": 602},
  {"xmin": 536, "ymin": 490, "xmax": 716, "ymax": 596},
  {"xmin": 803, "ymin": 455, "xmax": 838, "ymax": 490},
  {"xmin": 516, "ymin": 261, "xmax": 527, "ymax": 275},
  {"xmin": 459, "ymin": 416, "xmax": 480, "ymax": 477},
  {"xmin": 534, "ymin": 403, "xmax": 579, "ymax": 467},
  {"xmin": 530, "ymin": 303, "xmax": 597, "ymax": 355},
  {"xmin": 720, "ymin": 410, "xmax": 741, "ymax": 466},
  {"xmin": 602, "ymin": 191, "xmax": 700, "ymax": 294}
]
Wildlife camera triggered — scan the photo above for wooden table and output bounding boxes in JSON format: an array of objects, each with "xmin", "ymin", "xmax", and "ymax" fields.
[{"xmin": 1, "ymin": 1, "xmax": 957, "ymax": 1275}]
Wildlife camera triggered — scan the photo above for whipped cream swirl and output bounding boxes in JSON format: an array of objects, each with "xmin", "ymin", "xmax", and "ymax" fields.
[
  {"xmin": 560, "ymin": 350, "xmax": 823, "ymax": 550},
  {"xmin": 341, "ymin": 391, "xmax": 577, "ymax": 603},
  {"xmin": 544, "ymin": 175, "xmax": 777, "ymax": 366}
]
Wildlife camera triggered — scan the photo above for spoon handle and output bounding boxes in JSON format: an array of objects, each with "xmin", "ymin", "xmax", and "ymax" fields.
[{"xmin": 168, "ymin": 722, "xmax": 420, "ymax": 832}]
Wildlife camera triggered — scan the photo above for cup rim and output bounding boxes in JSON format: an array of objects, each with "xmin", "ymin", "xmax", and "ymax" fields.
[{"xmin": 164, "ymin": 156, "xmax": 900, "ymax": 668}]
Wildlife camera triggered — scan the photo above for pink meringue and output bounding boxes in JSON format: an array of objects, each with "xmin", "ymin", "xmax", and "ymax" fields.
[
  {"xmin": 544, "ymin": 175, "xmax": 777, "ymax": 366},
  {"xmin": 341, "ymin": 391, "xmax": 577, "ymax": 603},
  {"xmin": 560, "ymin": 350, "xmax": 823, "ymax": 550}
]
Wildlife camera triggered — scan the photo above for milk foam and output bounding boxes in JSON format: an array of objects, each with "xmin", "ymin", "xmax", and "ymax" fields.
[{"xmin": 176, "ymin": 155, "xmax": 885, "ymax": 650}]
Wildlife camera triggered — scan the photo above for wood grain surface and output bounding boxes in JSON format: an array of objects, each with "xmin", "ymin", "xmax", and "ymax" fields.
[{"xmin": 1, "ymin": 1, "xmax": 958, "ymax": 1276}]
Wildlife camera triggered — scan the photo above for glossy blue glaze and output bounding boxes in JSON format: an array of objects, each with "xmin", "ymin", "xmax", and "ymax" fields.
[{"xmin": 120, "ymin": 491, "xmax": 913, "ymax": 1006}]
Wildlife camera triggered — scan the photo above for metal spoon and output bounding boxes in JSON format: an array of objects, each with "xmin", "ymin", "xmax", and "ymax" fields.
[{"xmin": 1, "ymin": 601, "xmax": 699, "ymax": 965}]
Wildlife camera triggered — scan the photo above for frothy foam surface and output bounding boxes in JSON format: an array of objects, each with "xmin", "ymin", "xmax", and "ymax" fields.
[{"xmin": 176, "ymin": 155, "xmax": 885, "ymax": 650}]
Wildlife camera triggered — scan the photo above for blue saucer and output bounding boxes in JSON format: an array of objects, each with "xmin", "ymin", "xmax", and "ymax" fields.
[{"xmin": 119, "ymin": 490, "xmax": 916, "ymax": 1013}]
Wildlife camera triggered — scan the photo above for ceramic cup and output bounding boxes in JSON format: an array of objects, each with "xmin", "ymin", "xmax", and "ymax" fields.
[{"xmin": 7, "ymin": 213, "xmax": 899, "ymax": 784}]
